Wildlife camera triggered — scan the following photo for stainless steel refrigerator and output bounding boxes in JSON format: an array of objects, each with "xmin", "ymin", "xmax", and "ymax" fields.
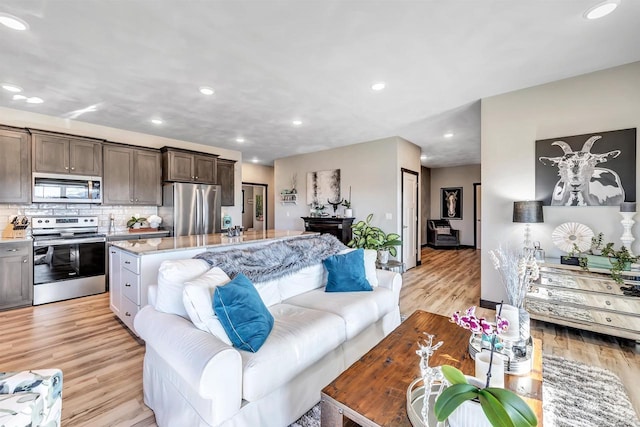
[{"xmin": 159, "ymin": 183, "xmax": 222, "ymax": 236}]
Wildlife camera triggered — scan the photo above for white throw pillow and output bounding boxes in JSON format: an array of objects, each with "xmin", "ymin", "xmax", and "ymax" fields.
[
  {"xmin": 183, "ymin": 267, "xmax": 232, "ymax": 344},
  {"xmin": 155, "ymin": 259, "xmax": 210, "ymax": 318},
  {"xmin": 338, "ymin": 248, "xmax": 379, "ymax": 288}
]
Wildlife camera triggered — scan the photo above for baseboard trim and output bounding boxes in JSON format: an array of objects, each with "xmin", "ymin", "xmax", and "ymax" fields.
[{"xmin": 480, "ymin": 299, "xmax": 499, "ymax": 310}]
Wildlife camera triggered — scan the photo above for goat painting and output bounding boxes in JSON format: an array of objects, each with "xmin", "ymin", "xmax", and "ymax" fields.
[
  {"xmin": 536, "ymin": 129, "xmax": 636, "ymax": 207},
  {"xmin": 441, "ymin": 187, "xmax": 462, "ymax": 219}
]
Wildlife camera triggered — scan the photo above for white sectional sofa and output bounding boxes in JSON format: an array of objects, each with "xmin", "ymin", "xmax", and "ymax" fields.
[{"xmin": 134, "ymin": 244, "xmax": 402, "ymax": 427}]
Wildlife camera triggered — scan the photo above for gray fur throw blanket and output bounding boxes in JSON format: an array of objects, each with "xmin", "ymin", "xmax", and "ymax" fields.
[{"xmin": 194, "ymin": 234, "xmax": 347, "ymax": 283}]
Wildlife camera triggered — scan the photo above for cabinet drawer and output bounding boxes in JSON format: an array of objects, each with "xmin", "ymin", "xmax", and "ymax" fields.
[
  {"xmin": 530, "ymin": 285, "xmax": 640, "ymax": 316},
  {"xmin": 120, "ymin": 296, "xmax": 139, "ymax": 333},
  {"xmin": 540, "ymin": 271, "xmax": 624, "ymax": 296},
  {"xmin": 0, "ymin": 243, "xmax": 29, "ymax": 257},
  {"xmin": 121, "ymin": 268, "xmax": 141, "ymax": 304},
  {"xmin": 121, "ymin": 251, "xmax": 140, "ymax": 274},
  {"xmin": 591, "ymin": 310, "xmax": 640, "ymax": 332}
]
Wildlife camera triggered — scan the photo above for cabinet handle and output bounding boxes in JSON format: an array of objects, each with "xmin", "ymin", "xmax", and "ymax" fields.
[
  {"xmin": 605, "ymin": 300, "xmax": 611, "ymax": 306},
  {"xmin": 22, "ymin": 258, "xmax": 27, "ymax": 263},
  {"xmin": 125, "ymin": 312, "xmax": 131, "ymax": 317},
  {"xmin": 6, "ymin": 248, "xmax": 18, "ymax": 252},
  {"xmin": 606, "ymin": 317, "xmax": 612, "ymax": 323},
  {"xmin": 130, "ymin": 199, "xmax": 134, "ymax": 202},
  {"xmin": 111, "ymin": 251, "xmax": 116, "ymax": 254},
  {"xmin": 191, "ymin": 176, "xmax": 195, "ymax": 180},
  {"xmin": 195, "ymin": 176, "xmax": 198, "ymax": 180},
  {"xmin": 135, "ymin": 199, "xmax": 139, "ymax": 202},
  {"xmin": 71, "ymin": 167, "xmax": 75, "ymax": 171},
  {"xmin": 125, "ymin": 283, "xmax": 131, "ymax": 287},
  {"xmin": 124, "ymin": 261, "xmax": 131, "ymax": 264},
  {"xmin": 65, "ymin": 166, "xmax": 69, "ymax": 170},
  {"xmin": 606, "ymin": 285, "xmax": 612, "ymax": 290}
]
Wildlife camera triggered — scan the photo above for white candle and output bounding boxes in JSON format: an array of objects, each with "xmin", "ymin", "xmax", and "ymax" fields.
[
  {"xmin": 497, "ymin": 303, "xmax": 520, "ymax": 340},
  {"xmin": 475, "ymin": 350, "xmax": 505, "ymax": 388}
]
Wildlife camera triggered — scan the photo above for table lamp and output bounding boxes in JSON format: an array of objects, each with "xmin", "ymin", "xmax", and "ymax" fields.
[
  {"xmin": 513, "ymin": 201, "xmax": 544, "ymax": 250},
  {"xmin": 619, "ymin": 202, "xmax": 636, "ymax": 255}
]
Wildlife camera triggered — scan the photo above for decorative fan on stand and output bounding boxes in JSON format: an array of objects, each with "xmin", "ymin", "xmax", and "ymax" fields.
[{"xmin": 551, "ymin": 222, "xmax": 594, "ymax": 253}]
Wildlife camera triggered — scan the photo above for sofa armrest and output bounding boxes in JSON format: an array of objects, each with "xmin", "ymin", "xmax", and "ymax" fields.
[
  {"xmin": 134, "ymin": 305, "xmax": 242, "ymax": 402},
  {"xmin": 375, "ymin": 269, "xmax": 402, "ymax": 303}
]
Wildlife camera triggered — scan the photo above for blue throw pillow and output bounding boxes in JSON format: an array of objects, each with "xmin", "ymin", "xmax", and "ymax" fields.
[
  {"xmin": 213, "ymin": 273, "xmax": 274, "ymax": 352},
  {"xmin": 323, "ymin": 249, "xmax": 373, "ymax": 292}
]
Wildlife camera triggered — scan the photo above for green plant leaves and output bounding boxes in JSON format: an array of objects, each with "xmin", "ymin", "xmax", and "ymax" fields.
[
  {"xmin": 483, "ymin": 388, "xmax": 538, "ymax": 427},
  {"xmin": 441, "ymin": 365, "xmax": 467, "ymax": 385},
  {"xmin": 434, "ymin": 383, "xmax": 479, "ymax": 421}
]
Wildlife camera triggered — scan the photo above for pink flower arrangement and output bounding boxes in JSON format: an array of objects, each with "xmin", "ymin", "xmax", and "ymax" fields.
[{"xmin": 450, "ymin": 306, "xmax": 509, "ymax": 336}]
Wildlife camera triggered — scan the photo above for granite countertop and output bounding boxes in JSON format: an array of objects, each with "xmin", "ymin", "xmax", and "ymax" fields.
[
  {"xmin": 109, "ymin": 230, "xmax": 317, "ymax": 256},
  {"xmin": 106, "ymin": 229, "xmax": 171, "ymax": 239}
]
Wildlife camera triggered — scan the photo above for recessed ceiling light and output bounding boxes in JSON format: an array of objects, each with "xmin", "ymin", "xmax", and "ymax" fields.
[
  {"xmin": 12, "ymin": 94, "xmax": 26, "ymax": 100},
  {"xmin": 584, "ymin": 0, "xmax": 619, "ymax": 19},
  {"xmin": 251, "ymin": 158, "xmax": 259, "ymax": 163},
  {"xmin": 151, "ymin": 118, "xmax": 163, "ymax": 125},
  {"xmin": 2, "ymin": 83, "xmax": 22, "ymax": 92},
  {"xmin": 444, "ymin": 132, "xmax": 454, "ymax": 138},
  {"xmin": 0, "ymin": 13, "xmax": 29, "ymax": 31},
  {"xmin": 420, "ymin": 154, "xmax": 427, "ymax": 160},
  {"xmin": 292, "ymin": 120, "xmax": 303, "ymax": 126},
  {"xmin": 26, "ymin": 97, "xmax": 43, "ymax": 104},
  {"xmin": 371, "ymin": 82, "xmax": 386, "ymax": 91},
  {"xmin": 199, "ymin": 86, "xmax": 215, "ymax": 95},
  {"xmin": 235, "ymin": 137, "xmax": 245, "ymax": 143}
]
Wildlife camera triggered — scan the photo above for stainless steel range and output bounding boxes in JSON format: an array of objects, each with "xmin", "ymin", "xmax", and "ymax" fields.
[{"xmin": 32, "ymin": 216, "xmax": 106, "ymax": 305}]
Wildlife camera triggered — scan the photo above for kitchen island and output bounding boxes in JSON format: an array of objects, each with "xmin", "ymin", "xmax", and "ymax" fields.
[{"xmin": 108, "ymin": 230, "xmax": 316, "ymax": 334}]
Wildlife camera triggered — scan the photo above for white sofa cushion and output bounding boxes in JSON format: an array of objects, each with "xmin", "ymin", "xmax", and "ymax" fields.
[
  {"xmin": 183, "ymin": 267, "xmax": 232, "ymax": 345},
  {"xmin": 285, "ymin": 287, "xmax": 396, "ymax": 339},
  {"xmin": 277, "ymin": 263, "xmax": 326, "ymax": 301},
  {"xmin": 240, "ymin": 303, "xmax": 346, "ymax": 402},
  {"xmin": 253, "ymin": 278, "xmax": 282, "ymax": 307},
  {"xmin": 156, "ymin": 259, "xmax": 210, "ymax": 318}
]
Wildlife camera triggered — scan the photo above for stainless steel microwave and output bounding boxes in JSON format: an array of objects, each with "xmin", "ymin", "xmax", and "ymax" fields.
[{"xmin": 32, "ymin": 172, "xmax": 102, "ymax": 204}]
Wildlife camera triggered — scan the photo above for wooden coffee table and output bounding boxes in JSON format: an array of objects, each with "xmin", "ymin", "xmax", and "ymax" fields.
[{"xmin": 321, "ymin": 310, "xmax": 543, "ymax": 426}]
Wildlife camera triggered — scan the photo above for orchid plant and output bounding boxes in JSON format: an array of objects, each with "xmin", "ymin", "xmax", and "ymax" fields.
[{"xmin": 434, "ymin": 306, "xmax": 537, "ymax": 427}]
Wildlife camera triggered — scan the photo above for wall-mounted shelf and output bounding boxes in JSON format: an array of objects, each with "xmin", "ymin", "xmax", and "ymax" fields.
[{"xmin": 280, "ymin": 192, "xmax": 298, "ymax": 205}]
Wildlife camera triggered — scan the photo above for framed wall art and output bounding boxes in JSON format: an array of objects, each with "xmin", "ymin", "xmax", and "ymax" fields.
[
  {"xmin": 441, "ymin": 187, "xmax": 462, "ymax": 220},
  {"xmin": 535, "ymin": 128, "xmax": 636, "ymax": 206},
  {"xmin": 307, "ymin": 169, "xmax": 341, "ymax": 206}
]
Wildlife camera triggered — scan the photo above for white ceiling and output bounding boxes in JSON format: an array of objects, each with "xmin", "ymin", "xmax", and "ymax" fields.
[{"xmin": 1, "ymin": 1, "xmax": 639, "ymax": 167}]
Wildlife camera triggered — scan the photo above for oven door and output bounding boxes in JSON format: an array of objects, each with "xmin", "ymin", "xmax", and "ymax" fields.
[{"xmin": 33, "ymin": 237, "xmax": 106, "ymax": 285}]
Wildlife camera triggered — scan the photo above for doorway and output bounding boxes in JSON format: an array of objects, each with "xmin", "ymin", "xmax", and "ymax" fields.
[
  {"xmin": 473, "ymin": 182, "xmax": 481, "ymax": 249},
  {"xmin": 402, "ymin": 169, "xmax": 419, "ymax": 270},
  {"xmin": 242, "ymin": 183, "xmax": 268, "ymax": 232}
]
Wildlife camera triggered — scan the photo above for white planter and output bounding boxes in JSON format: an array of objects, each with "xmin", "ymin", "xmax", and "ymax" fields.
[{"xmin": 345, "ymin": 208, "xmax": 353, "ymax": 217}]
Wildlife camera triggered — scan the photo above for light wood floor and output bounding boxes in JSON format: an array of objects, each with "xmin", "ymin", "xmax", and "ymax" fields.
[{"xmin": 1, "ymin": 247, "xmax": 638, "ymax": 426}]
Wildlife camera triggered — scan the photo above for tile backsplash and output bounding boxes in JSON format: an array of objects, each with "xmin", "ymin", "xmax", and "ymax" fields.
[{"xmin": 0, "ymin": 204, "xmax": 158, "ymax": 234}]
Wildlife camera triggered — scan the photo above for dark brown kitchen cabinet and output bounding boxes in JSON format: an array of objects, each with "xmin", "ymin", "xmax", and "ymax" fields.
[
  {"xmin": 103, "ymin": 144, "xmax": 162, "ymax": 205},
  {"xmin": 0, "ymin": 127, "xmax": 31, "ymax": 203},
  {"xmin": 0, "ymin": 241, "xmax": 32, "ymax": 310},
  {"xmin": 216, "ymin": 158, "xmax": 236, "ymax": 206},
  {"xmin": 31, "ymin": 131, "xmax": 102, "ymax": 175},
  {"xmin": 161, "ymin": 148, "xmax": 218, "ymax": 184}
]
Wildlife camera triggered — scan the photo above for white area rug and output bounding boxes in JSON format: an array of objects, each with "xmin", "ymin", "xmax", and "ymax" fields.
[{"xmin": 289, "ymin": 354, "xmax": 640, "ymax": 427}]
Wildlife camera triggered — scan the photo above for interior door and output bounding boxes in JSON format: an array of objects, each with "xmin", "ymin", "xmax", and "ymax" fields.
[{"xmin": 402, "ymin": 170, "xmax": 418, "ymax": 270}]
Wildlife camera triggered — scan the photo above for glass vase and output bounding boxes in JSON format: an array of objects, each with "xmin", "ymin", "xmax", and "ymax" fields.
[{"xmin": 518, "ymin": 307, "xmax": 531, "ymax": 343}]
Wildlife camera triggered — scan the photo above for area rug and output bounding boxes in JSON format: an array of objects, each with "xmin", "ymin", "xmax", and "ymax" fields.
[{"xmin": 289, "ymin": 354, "xmax": 640, "ymax": 427}]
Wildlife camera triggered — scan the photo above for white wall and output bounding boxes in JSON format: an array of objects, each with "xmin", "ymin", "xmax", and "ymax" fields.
[
  {"xmin": 0, "ymin": 106, "xmax": 244, "ymax": 227},
  {"xmin": 241, "ymin": 163, "xmax": 275, "ymax": 230},
  {"xmin": 481, "ymin": 61, "xmax": 640, "ymax": 303},
  {"xmin": 274, "ymin": 136, "xmax": 421, "ymax": 254},
  {"xmin": 430, "ymin": 164, "xmax": 481, "ymax": 246}
]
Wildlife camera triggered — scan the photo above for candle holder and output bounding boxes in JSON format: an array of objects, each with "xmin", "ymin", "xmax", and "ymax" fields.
[{"xmin": 619, "ymin": 202, "xmax": 636, "ymax": 255}]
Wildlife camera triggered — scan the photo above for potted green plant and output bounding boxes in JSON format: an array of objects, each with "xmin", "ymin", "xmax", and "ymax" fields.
[
  {"xmin": 566, "ymin": 232, "xmax": 638, "ymax": 284},
  {"xmin": 435, "ymin": 365, "xmax": 537, "ymax": 427},
  {"xmin": 348, "ymin": 213, "xmax": 401, "ymax": 263},
  {"xmin": 597, "ymin": 243, "xmax": 638, "ymax": 284},
  {"xmin": 126, "ymin": 215, "xmax": 147, "ymax": 229}
]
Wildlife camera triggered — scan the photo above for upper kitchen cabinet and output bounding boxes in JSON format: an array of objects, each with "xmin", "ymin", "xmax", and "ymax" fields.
[
  {"xmin": 31, "ymin": 131, "xmax": 103, "ymax": 176},
  {"xmin": 161, "ymin": 147, "xmax": 218, "ymax": 184},
  {"xmin": 0, "ymin": 127, "xmax": 31, "ymax": 203},
  {"xmin": 216, "ymin": 158, "xmax": 236, "ymax": 206},
  {"xmin": 103, "ymin": 144, "xmax": 162, "ymax": 205}
]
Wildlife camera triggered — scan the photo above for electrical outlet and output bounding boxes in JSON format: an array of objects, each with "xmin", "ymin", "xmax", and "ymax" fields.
[{"xmin": 385, "ymin": 213, "xmax": 392, "ymax": 220}]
